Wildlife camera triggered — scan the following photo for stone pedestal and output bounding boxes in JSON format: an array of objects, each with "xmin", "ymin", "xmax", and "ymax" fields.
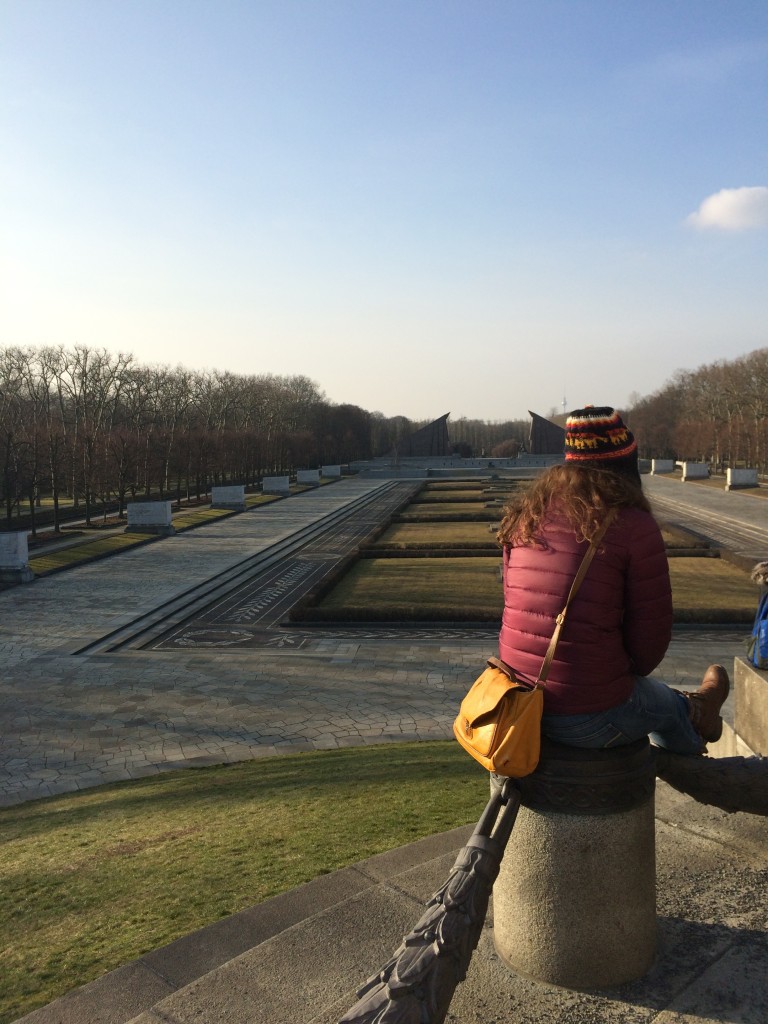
[
  {"xmin": 726, "ymin": 468, "xmax": 759, "ymax": 490},
  {"xmin": 211, "ymin": 485, "xmax": 246, "ymax": 511},
  {"xmin": 0, "ymin": 531, "xmax": 34, "ymax": 587},
  {"xmin": 297, "ymin": 469, "xmax": 321, "ymax": 486},
  {"xmin": 681, "ymin": 461, "xmax": 709, "ymax": 480},
  {"xmin": 125, "ymin": 501, "xmax": 175, "ymax": 535},
  {"xmin": 493, "ymin": 739, "xmax": 657, "ymax": 990},
  {"xmin": 734, "ymin": 656, "xmax": 768, "ymax": 755},
  {"xmin": 262, "ymin": 476, "xmax": 290, "ymax": 495}
]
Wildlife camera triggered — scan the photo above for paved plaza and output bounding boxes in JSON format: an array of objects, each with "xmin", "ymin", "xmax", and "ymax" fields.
[
  {"xmin": 1, "ymin": 474, "xmax": 762, "ymax": 807},
  {"xmin": 3, "ymin": 473, "xmax": 767, "ymax": 1024}
]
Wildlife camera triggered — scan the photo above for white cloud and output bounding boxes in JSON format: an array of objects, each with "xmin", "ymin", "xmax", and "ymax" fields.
[{"xmin": 687, "ymin": 186, "xmax": 768, "ymax": 231}]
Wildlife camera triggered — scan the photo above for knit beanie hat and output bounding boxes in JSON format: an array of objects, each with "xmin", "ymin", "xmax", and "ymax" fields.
[{"xmin": 564, "ymin": 406, "xmax": 640, "ymax": 482}]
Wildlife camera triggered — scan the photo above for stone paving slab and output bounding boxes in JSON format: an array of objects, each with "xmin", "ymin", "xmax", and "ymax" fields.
[
  {"xmin": 4, "ymin": 474, "xmax": 767, "ymax": 1024},
  {"xmin": 2, "ymin": 479, "xmax": 400, "ymax": 662},
  {"xmin": 0, "ymin": 474, "xmax": 758, "ymax": 808},
  {"xmin": 0, "ymin": 629, "xmax": 749, "ymax": 806}
]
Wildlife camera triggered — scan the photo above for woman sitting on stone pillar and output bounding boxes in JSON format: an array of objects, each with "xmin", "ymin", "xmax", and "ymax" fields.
[{"xmin": 497, "ymin": 405, "xmax": 728, "ymax": 754}]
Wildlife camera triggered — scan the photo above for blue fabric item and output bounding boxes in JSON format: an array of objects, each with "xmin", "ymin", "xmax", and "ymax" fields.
[
  {"xmin": 541, "ymin": 675, "xmax": 703, "ymax": 755},
  {"xmin": 748, "ymin": 592, "xmax": 768, "ymax": 670}
]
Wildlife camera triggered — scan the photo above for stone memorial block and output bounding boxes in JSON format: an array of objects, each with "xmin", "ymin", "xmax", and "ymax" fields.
[
  {"xmin": 734, "ymin": 658, "xmax": 768, "ymax": 756},
  {"xmin": 126, "ymin": 501, "xmax": 175, "ymax": 535},
  {"xmin": 726, "ymin": 468, "xmax": 759, "ymax": 490},
  {"xmin": 297, "ymin": 469, "xmax": 321, "ymax": 485},
  {"xmin": 651, "ymin": 459, "xmax": 675, "ymax": 474},
  {"xmin": 0, "ymin": 531, "xmax": 34, "ymax": 587},
  {"xmin": 321, "ymin": 464, "xmax": 342, "ymax": 478},
  {"xmin": 211, "ymin": 485, "xmax": 247, "ymax": 511},
  {"xmin": 681, "ymin": 462, "xmax": 709, "ymax": 481},
  {"xmin": 494, "ymin": 740, "xmax": 657, "ymax": 989},
  {"xmin": 262, "ymin": 476, "xmax": 290, "ymax": 495}
]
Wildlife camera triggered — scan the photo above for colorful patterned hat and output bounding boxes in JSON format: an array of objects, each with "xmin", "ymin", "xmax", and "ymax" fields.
[{"xmin": 564, "ymin": 406, "xmax": 639, "ymax": 480}]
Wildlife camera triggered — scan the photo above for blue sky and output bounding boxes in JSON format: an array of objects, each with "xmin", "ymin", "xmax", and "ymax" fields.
[{"xmin": 2, "ymin": 1, "xmax": 767, "ymax": 421}]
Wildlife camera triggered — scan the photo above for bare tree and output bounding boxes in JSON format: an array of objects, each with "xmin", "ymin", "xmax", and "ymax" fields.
[{"xmin": 0, "ymin": 347, "xmax": 27, "ymax": 526}]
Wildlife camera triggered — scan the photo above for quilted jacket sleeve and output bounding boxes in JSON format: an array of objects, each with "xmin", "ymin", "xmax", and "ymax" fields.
[
  {"xmin": 499, "ymin": 506, "xmax": 674, "ymax": 714},
  {"xmin": 621, "ymin": 509, "xmax": 673, "ymax": 676}
]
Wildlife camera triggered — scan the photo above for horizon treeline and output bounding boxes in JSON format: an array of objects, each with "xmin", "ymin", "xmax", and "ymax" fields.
[
  {"xmin": 0, "ymin": 344, "xmax": 528, "ymax": 529},
  {"xmin": 625, "ymin": 346, "xmax": 768, "ymax": 471},
  {"xmin": 2, "ymin": 344, "xmax": 766, "ymax": 531}
]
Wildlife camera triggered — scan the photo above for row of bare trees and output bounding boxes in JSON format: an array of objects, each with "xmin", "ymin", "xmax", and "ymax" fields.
[
  {"xmin": 3, "ymin": 343, "xmax": 765, "ymax": 533},
  {"xmin": 626, "ymin": 347, "xmax": 768, "ymax": 472},
  {"xmin": 0, "ymin": 345, "xmax": 423, "ymax": 532}
]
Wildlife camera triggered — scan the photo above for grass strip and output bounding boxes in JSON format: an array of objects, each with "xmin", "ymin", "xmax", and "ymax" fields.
[
  {"xmin": 406, "ymin": 501, "xmax": 491, "ymax": 513},
  {"xmin": 312, "ymin": 556, "xmax": 502, "ymax": 620},
  {"xmin": 29, "ymin": 533, "xmax": 156, "ymax": 576},
  {"xmin": 173, "ymin": 507, "xmax": 235, "ymax": 531},
  {"xmin": 29, "ymin": 493, "xmax": 287, "ymax": 575},
  {"xmin": 245, "ymin": 493, "xmax": 283, "ymax": 507},
  {"xmin": 412, "ymin": 494, "xmax": 492, "ymax": 504},
  {"xmin": 0, "ymin": 742, "xmax": 484, "ymax": 1023},
  {"xmin": 668, "ymin": 558, "xmax": 761, "ymax": 622},
  {"xmin": 420, "ymin": 482, "xmax": 488, "ymax": 491},
  {"xmin": 684, "ymin": 477, "xmax": 768, "ymax": 499},
  {"xmin": 372, "ymin": 522, "xmax": 499, "ymax": 546},
  {"xmin": 396, "ymin": 511, "xmax": 499, "ymax": 523},
  {"xmin": 309, "ymin": 555, "xmax": 758, "ymax": 623}
]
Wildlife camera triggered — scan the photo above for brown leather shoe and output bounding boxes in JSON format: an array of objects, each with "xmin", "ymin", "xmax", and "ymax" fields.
[{"xmin": 685, "ymin": 665, "xmax": 730, "ymax": 743}]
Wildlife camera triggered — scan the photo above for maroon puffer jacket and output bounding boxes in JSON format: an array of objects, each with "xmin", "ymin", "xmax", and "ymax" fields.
[{"xmin": 498, "ymin": 506, "xmax": 673, "ymax": 714}]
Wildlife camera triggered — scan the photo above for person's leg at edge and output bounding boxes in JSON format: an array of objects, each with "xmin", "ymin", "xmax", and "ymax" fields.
[
  {"xmin": 541, "ymin": 665, "xmax": 730, "ymax": 756},
  {"xmin": 491, "ymin": 666, "xmax": 731, "ymax": 792},
  {"xmin": 622, "ymin": 675, "xmax": 705, "ymax": 754},
  {"xmin": 683, "ymin": 664, "xmax": 730, "ymax": 745}
]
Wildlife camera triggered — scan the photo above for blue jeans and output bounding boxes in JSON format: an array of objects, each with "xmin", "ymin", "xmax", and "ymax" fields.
[{"xmin": 541, "ymin": 676, "xmax": 703, "ymax": 755}]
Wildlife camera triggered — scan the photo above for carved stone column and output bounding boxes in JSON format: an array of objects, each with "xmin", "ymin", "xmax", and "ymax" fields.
[{"xmin": 493, "ymin": 738, "xmax": 657, "ymax": 989}]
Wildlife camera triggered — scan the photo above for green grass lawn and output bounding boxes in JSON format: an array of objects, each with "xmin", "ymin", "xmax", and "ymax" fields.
[
  {"xmin": 683, "ymin": 476, "xmax": 768, "ymax": 499},
  {"xmin": 668, "ymin": 558, "xmax": 761, "ymax": 621},
  {"xmin": 315, "ymin": 556, "xmax": 503, "ymax": 619},
  {"xmin": 411, "ymin": 493, "xmax": 491, "ymax": 503},
  {"xmin": 312, "ymin": 554, "xmax": 758, "ymax": 622},
  {"xmin": 0, "ymin": 743, "xmax": 485, "ymax": 1023},
  {"xmin": 420, "ymin": 481, "xmax": 488, "ymax": 490},
  {"xmin": 245, "ymin": 493, "xmax": 283, "ymax": 507},
  {"xmin": 396, "ymin": 506, "xmax": 498, "ymax": 522},
  {"xmin": 29, "ymin": 533, "xmax": 157, "ymax": 576},
  {"xmin": 372, "ymin": 521, "xmax": 499, "ymax": 546},
  {"xmin": 405, "ymin": 501, "xmax": 490, "ymax": 512},
  {"xmin": 173, "ymin": 507, "xmax": 235, "ymax": 530}
]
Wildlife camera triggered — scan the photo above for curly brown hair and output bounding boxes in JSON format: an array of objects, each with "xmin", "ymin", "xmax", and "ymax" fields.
[{"xmin": 497, "ymin": 463, "xmax": 651, "ymax": 547}]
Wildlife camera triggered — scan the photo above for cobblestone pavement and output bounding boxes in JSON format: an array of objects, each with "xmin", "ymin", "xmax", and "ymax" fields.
[{"xmin": 0, "ymin": 477, "xmax": 754, "ymax": 807}]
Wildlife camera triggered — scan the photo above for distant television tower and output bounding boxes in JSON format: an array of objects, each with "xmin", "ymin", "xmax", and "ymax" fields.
[{"xmin": 562, "ymin": 394, "xmax": 567, "ymax": 415}]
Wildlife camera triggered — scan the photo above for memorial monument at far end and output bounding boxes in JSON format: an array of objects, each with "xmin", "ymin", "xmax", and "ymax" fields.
[{"xmin": 388, "ymin": 413, "xmax": 452, "ymax": 458}]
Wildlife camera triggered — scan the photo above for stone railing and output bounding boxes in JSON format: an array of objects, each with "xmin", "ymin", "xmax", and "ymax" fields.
[{"xmin": 339, "ymin": 669, "xmax": 768, "ymax": 1023}]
